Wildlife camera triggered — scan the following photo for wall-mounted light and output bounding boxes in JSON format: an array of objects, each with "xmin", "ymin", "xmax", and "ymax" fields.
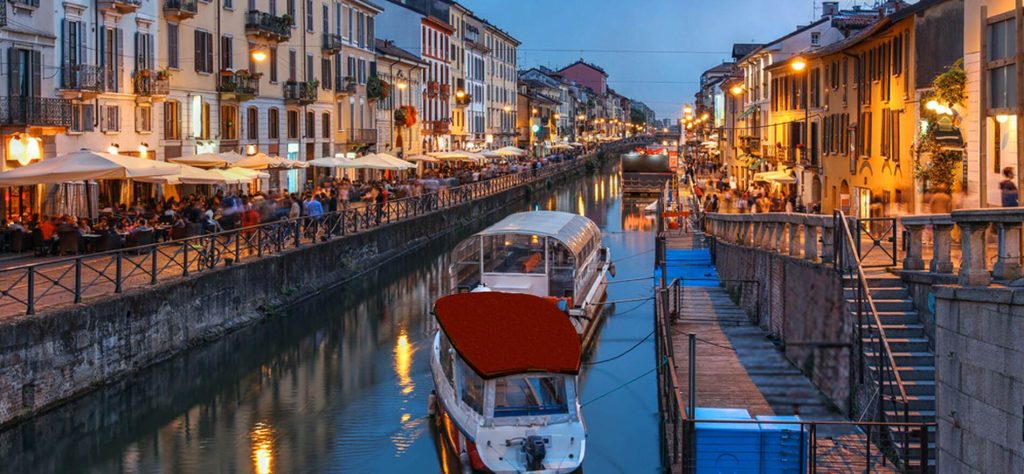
[
  {"xmin": 503, "ymin": 104, "xmax": 512, "ymax": 112},
  {"xmin": 7, "ymin": 133, "xmax": 42, "ymax": 166},
  {"xmin": 138, "ymin": 143, "xmax": 149, "ymax": 158},
  {"xmin": 251, "ymin": 49, "xmax": 268, "ymax": 62},
  {"xmin": 996, "ymin": 114, "xmax": 1011, "ymax": 124},
  {"xmin": 107, "ymin": 143, "xmax": 120, "ymax": 155}
]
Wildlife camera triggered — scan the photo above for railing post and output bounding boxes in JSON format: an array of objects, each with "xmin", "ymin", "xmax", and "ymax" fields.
[
  {"xmin": 74, "ymin": 258, "xmax": 82, "ymax": 303},
  {"xmin": 115, "ymin": 252, "xmax": 123, "ymax": 293},
  {"xmin": 957, "ymin": 221, "xmax": 991, "ymax": 286},
  {"xmin": 150, "ymin": 246, "xmax": 158, "ymax": 284},
  {"xmin": 234, "ymin": 233, "xmax": 241, "ymax": 263},
  {"xmin": 26, "ymin": 267, "xmax": 34, "ymax": 315},
  {"xmin": 774, "ymin": 221, "xmax": 786, "ymax": 253},
  {"xmin": 821, "ymin": 222, "xmax": 835, "ymax": 261},
  {"xmin": 993, "ymin": 221, "xmax": 1022, "ymax": 280},
  {"xmin": 789, "ymin": 221, "xmax": 803, "ymax": 257},
  {"xmin": 902, "ymin": 223, "xmax": 926, "ymax": 271},
  {"xmin": 257, "ymin": 228, "xmax": 264, "ymax": 257},
  {"xmin": 294, "ymin": 219, "xmax": 301, "ymax": 247},
  {"xmin": 919, "ymin": 427, "xmax": 929, "ymax": 473},
  {"xmin": 804, "ymin": 221, "xmax": 819, "ymax": 261},
  {"xmin": 182, "ymin": 240, "xmax": 190, "ymax": 277},
  {"xmin": 931, "ymin": 222, "xmax": 954, "ymax": 273}
]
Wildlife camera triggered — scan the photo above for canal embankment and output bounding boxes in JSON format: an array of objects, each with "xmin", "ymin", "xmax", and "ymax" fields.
[{"xmin": 0, "ymin": 144, "xmax": 632, "ymax": 428}]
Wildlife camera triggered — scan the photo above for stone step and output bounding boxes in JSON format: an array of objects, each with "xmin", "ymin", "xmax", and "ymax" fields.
[
  {"xmin": 866, "ymin": 276, "xmax": 904, "ymax": 288},
  {"xmin": 894, "ymin": 365, "xmax": 936, "ymax": 381},
  {"xmin": 847, "ymin": 299, "xmax": 917, "ymax": 312},
  {"xmin": 885, "ymin": 409, "xmax": 936, "ymax": 424},
  {"xmin": 866, "ymin": 351, "xmax": 935, "ymax": 367},
  {"xmin": 844, "ymin": 287, "xmax": 909, "ymax": 300},
  {"xmin": 864, "ymin": 337, "xmax": 931, "ymax": 353},
  {"xmin": 878, "ymin": 323, "xmax": 927, "ymax": 339}
]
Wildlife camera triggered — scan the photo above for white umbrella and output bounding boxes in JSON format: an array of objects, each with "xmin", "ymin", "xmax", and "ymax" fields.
[
  {"xmin": 226, "ymin": 167, "xmax": 271, "ymax": 179},
  {"xmin": 569, "ymin": 142, "xmax": 584, "ymax": 147},
  {"xmin": 406, "ymin": 154, "xmax": 440, "ymax": 163},
  {"xmin": 478, "ymin": 150, "xmax": 502, "ymax": 159},
  {"xmin": 307, "ymin": 157, "xmax": 348, "ymax": 167},
  {"xmin": 169, "ymin": 153, "xmax": 233, "ymax": 168},
  {"xmin": 429, "ymin": 151, "xmax": 481, "ymax": 163},
  {"xmin": 550, "ymin": 143, "xmax": 573, "ymax": 150},
  {"xmin": 340, "ymin": 153, "xmax": 416, "ymax": 170},
  {"xmin": 136, "ymin": 164, "xmax": 234, "ymax": 185},
  {"xmin": 235, "ymin": 152, "xmax": 307, "ymax": 169},
  {"xmin": 495, "ymin": 146, "xmax": 526, "ymax": 157},
  {"xmin": 0, "ymin": 149, "xmax": 180, "ymax": 186}
]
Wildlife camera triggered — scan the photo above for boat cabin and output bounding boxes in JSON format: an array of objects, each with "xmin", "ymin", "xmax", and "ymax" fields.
[{"xmin": 449, "ymin": 211, "xmax": 605, "ymax": 304}]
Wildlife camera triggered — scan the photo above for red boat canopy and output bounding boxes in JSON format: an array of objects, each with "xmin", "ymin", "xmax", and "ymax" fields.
[{"xmin": 433, "ymin": 292, "xmax": 582, "ymax": 379}]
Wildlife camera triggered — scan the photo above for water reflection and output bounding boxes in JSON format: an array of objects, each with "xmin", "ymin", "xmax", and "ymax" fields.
[{"xmin": 0, "ymin": 162, "xmax": 660, "ymax": 473}]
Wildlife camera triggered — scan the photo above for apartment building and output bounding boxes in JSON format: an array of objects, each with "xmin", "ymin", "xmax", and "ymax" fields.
[
  {"xmin": 335, "ymin": 0, "xmax": 382, "ymax": 157},
  {"xmin": 483, "ymin": 22, "xmax": 518, "ymax": 147},
  {"xmin": 374, "ymin": 39, "xmax": 426, "ymax": 157},
  {"xmin": 447, "ymin": 3, "xmax": 486, "ymax": 148}
]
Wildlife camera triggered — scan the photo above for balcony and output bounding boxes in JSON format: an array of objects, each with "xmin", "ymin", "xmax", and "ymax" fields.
[
  {"xmin": 245, "ymin": 10, "xmax": 291, "ymax": 42},
  {"xmin": 422, "ymin": 120, "xmax": 450, "ymax": 135},
  {"xmin": 0, "ymin": 1, "xmax": 6, "ymax": 27},
  {"xmin": 60, "ymin": 64, "xmax": 106, "ymax": 99},
  {"xmin": 440, "ymin": 84, "xmax": 451, "ymax": 100},
  {"xmin": 284, "ymin": 80, "xmax": 318, "ymax": 105},
  {"xmin": 98, "ymin": 0, "xmax": 141, "ymax": 14},
  {"xmin": 163, "ymin": 0, "xmax": 198, "ymax": 21},
  {"xmin": 218, "ymin": 71, "xmax": 260, "ymax": 101},
  {"xmin": 322, "ymin": 34, "xmax": 343, "ymax": 55},
  {"xmin": 427, "ymin": 81, "xmax": 439, "ymax": 98},
  {"xmin": 339, "ymin": 128, "xmax": 377, "ymax": 144},
  {"xmin": 0, "ymin": 97, "xmax": 73, "ymax": 131},
  {"xmin": 335, "ymin": 77, "xmax": 356, "ymax": 96},
  {"xmin": 133, "ymin": 71, "xmax": 170, "ymax": 100}
]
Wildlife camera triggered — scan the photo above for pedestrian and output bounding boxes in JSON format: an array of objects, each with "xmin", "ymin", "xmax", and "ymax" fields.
[{"xmin": 1000, "ymin": 167, "xmax": 1019, "ymax": 207}]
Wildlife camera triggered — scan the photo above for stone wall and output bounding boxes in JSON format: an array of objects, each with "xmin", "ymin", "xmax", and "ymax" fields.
[
  {"xmin": 900, "ymin": 271, "xmax": 957, "ymax": 344},
  {"xmin": 934, "ymin": 285, "xmax": 1024, "ymax": 473},
  {"xmin": 712, "ymin": 240, "xmax": 852, "ymax": 413},
  {"xmin": 0, "ymin": 148, "xmax": 622, "ymax": 428}
]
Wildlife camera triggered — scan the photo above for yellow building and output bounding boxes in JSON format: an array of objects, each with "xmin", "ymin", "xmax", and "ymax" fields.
[
  {"xmin": 374, "ymin": 40, "xmax": 426, "ymax": 157},
  {"xmin": 483, "ymin": 23, "xmax": 519, "ymax": 147}
]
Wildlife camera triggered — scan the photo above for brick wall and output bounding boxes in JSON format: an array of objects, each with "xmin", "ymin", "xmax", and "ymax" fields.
[
  {"xmin": 713, "ymin": 240, "xmax": 852, "ymax": 413},
  {"xmin": 934, "ymin": 285, "xmax": 1024, "ymax": 473}
]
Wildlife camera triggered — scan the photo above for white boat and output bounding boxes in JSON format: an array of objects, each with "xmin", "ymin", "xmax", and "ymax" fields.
[
  {"xmin": 429, "ymin": 291, "xmax": 586, "ymax": 473},
  {"xmin": 448, "ymin": 210, "xmax": 612, "ymax": 348}
]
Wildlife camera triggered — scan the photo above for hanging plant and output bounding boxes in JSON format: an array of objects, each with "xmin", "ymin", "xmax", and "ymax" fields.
[
  {"xmin": 404, "ymin": 106, "xmax": 417, "ymax": 127},
  {"xmin": 393, "ymin": 106, "xmax": 407, "ymax": 126},
  {"xmin": 367, "ymin": 75, "xmax": 390, "ymax": 101}
]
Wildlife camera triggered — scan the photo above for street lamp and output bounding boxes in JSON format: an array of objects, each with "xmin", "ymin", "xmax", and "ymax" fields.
[
  {"xmin": 251, "ymin": 48, "xmax": 268, "ymax": 62},
  {"xmin": 791, "ymin": 56, "xmax": 811, "ymax": 208},
  {"xmin": 729, "ymin": 84, "xmax": 745, "ymax": 96}
]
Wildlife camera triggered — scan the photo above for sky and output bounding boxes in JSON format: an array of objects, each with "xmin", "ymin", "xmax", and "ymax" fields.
[{"xmin": 458, "ymin": 0, "xmax": 889, "ymax": 120}]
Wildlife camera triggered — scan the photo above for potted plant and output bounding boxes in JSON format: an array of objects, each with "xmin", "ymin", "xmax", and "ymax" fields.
[
  {"xmin": 156, "ymin": 68, "xmax": 173, "ymax": 80},
  {"xmin": 367, "ymin": 75, "xmax": 390, "ymax": 101},
  {"xmin": 393, "ymin": 107, "xmax": 407, "ymax": 127}
]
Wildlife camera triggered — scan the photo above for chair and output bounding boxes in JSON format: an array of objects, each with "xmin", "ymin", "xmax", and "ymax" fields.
[
  {"xmin": 186, "ymin": 223, "xmax": 203, "ymax": 237},
  {"xmin": 134, "ymin": 230, "xmax": 155, "ymax": 248},
  {"xmin": 57, "ymin": 231, "xmax": 80, "ymax": 256},
  {"xmin": 170, "ymin": 226, "xmax": 189, "ymax": 240},
  {"xmin": 98, "ymin": 232, "xmax": 123, "ymax": 252},
  {"xmin": 30, "ymin": 228, "xmax": 47, "ymax": 256},
  {"xmin": 10, "ymin": 231, "xmax": 25, "ymax": 253}
]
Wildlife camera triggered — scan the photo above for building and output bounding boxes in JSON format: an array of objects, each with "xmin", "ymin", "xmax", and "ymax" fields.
[
  {"xmin": 558, "ymin": 59, "xmax": 608, "ymax": 96},
  {"xmin": 516, "ymin": 80, "xmax": 558, "ymax": 154},
  {"xmin": 336, "ymin": 0, "xmax": 384, "ymax": 159},
  {"xmin": 374, "ymin": 39, "xmax": 427, "ymax": 158},
  {"xmin": 446, "ymin": 3, "xmax": 487, "ymax": 149},
  {"xmin": 483, "ymin": 22, "xmax": 519, "ymax": 148}
]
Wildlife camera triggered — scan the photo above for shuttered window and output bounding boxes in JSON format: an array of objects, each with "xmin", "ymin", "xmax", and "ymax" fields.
[
  {"xmin": 194, "ymin": 30, "xmax": 213, "ymax": 73},
  {"xmin": 168, "ymin": 24, "xmax": 179, "ymax": 69}
]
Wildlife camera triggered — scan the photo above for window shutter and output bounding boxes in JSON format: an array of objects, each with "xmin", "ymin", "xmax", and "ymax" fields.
[
  {"xmin": 8, "ymin": 48, "xmax": 19, "ymax": 97},
  {"xmin": 147, "ymin": 34, "xmax": 154, "ymax": 70},
  {"xmin": 369, "ymin": 60, "xmax": 376, "ymax": 78},
  {"xmin": 30, "ymin": 50, "xmax": 41, "ymax": 97},
  {"xmin": 194, "ymin": 31, "xmax": 202, "ymax": 72},
  {"xmin": 83, "ymin": 104, "xmax": 95, "ymax": 132},
  {"xmin": 206, "ymin": 33, "xmax": 213, "ymax": 72},
  {"xmin": 61, "ymin": 20, "xmax": 69, "ymax": 85},
  {"xmin": 135, "ymin": 106, "xmax": 143, "ymax": 132},
  {"xmin": 115, "ymin": 28, "xmax": 124, "ymax": 91},
  {"xmin": 134, "ymin": 32, "xmax": 141, "ymax": 73}
]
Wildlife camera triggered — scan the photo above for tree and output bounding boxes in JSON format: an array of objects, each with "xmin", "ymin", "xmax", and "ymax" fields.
[
  {"xmin": 913, "ymin": 59, "xmax": 966, "ymax": 194},
  {"xmin": 630, "ymin": 108, "xmax": 646, "ymax": 127}
]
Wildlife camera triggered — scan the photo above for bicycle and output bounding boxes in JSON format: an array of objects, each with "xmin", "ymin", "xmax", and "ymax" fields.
[{"xmin": 188, "ymin": 235, "xmax": 221, "ymax": 270}]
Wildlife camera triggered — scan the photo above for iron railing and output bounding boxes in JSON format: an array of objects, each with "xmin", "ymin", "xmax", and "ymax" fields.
[
  {"xmin": 0, "ymin": 143, "xmax": 637, "ymax": 317},
  {"xmin": 0, "ymin": 97, "xmax": 73, "ymax": 128},
  {"xmin": 0, "ymin": 2, "xmax": 7, "ymax": 28},
  {"xmin": 339, "ymin": 128, "xmax": 376, "ymax": 144},
  {"xmin": 322, "ymin": 33, "xmax": 343, "ymax": 54},
  {"xmin": 245, "ymin": 10, "xmax": 292, "ymax": 40},
  {"xmin": 218, "ymin": 72, "xmax": 260, "ymax": 98},
  {"xmin": 61, "ymin": 64, "xmax": 106, "ymax": 92},
  {"xmin": 284, "ymin": 80, "xmax": 317, "ymax": 104},
  {"xmin": 163, "ymin": 0, "xmax": 198, "ymax": 16},
  {"xmin": 133, "ymin": 71, "xmax": 170, "ymax": 97}
]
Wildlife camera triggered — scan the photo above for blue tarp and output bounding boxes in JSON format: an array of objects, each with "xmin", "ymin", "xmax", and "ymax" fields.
[{"xmin": 654, "ymin": 248, "xmax": 719, "ymax": 287}]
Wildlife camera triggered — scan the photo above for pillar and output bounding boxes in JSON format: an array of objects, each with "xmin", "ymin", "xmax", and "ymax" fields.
[
  {"xmin": 993, "ymin": 222, "xmax": 1022, "ymax": 280},
  {"xmin": 804, "ymin": 223, "xmax": 819, "ymax": 261},
  {"xmin": 789, "ymin": 223, "xmax": 802, "ymax": 258},
  {"xmin": 931, "ymin": 223, "xmax": 955, "ymax": 273},
  {"xmin": 958, "ymin": 222, "xmax": 992, "ymax": 286},
  {"xmin": 902, "ymin": 224, "xmax": 926, "ymax": 271}
]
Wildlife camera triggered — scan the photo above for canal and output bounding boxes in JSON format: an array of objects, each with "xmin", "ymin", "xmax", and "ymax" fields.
[{"xmin": 0, "ymin": 162, "xmax": 661, "ymax": 473}]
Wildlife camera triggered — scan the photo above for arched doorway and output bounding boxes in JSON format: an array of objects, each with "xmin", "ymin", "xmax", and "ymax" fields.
[
  {"xmin": 811, "ymin": 175, "xmax": 822, "ymax": 211},
  {"xmin": 839, "ymin": 180, "xmax": 850, "ymax": 214}
]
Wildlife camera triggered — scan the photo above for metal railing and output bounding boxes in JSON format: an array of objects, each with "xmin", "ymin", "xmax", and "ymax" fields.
[
  {"xmin": 322, "ymin": 33, "xmax": 343, "ymax": 54},
  {"xmin": 834, "ymin": 210, "xmax": 915, "ymax": 470},
  {"xmin": 0, "ymin": 143, "xmax": 632, "ymax": 317},
  {"xmin": 163, "ymin": 0, "xmax": 198, "ymax": 15},
  {"xmin": 133, "ymin": 71, "xmax": 170, "ymax": 97},
  {"xmin": 218, "ymin": 72, "xmax": 260, "ymax": 98},
  {"xmin": 245, "ymin": 10, "xmax": 292, "ymax": 39},
  {"xmin": 61, "ymin": 64, "xmax": 106, "ymax": 92},
  {"xmin": 0, "ymin": 97, "xmax": 74, "ymax": 128},
  {"xmin": 284, "ymin": 80, "xmax": 317, "ymax": 104},
  {"xmin": 339, "ymin": 128, "xmax": 376, "ymax": 144}
]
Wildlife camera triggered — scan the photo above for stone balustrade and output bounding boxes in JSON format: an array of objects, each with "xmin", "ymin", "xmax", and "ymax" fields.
[{"xmin": 706, "ymin": 213, "xmax": 834, "ymax": 262}]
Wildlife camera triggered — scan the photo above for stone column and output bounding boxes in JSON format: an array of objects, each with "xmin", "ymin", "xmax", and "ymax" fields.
[
  {"xmin": 773, "ymin": 222, "xmax": 785, "ymax": 253},
  {"xmin": 958, "ymin": 222, "xmax": 991, "ymax": 286},
  {"xmin": 902, "ymin": 223, "xmax": 926, "ymax": 271},
  {"xmin": 804, "ymin": 222, "xmax": 819, "ymax": 261},
  {"xmin": 993, "ymin": 222, "xmax": 1022, "ymax": 280},
  {"xmin": 931, "ymin": 223, "xmax": 955, "ymax": 273},
  {"xmin": 789, "ymin": 222, "xmax": 803, "ymax": 258}
]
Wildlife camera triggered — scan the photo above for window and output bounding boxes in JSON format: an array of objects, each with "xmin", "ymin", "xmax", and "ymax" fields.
[
  {"xmin": 811, "ymin": 32, "xmax": 820, "ymax": 47},
  {"xmin": 305, "ymin": 111, "xmax": 315, "ymax": 138},
  {"xmin": 71, "ymin": 103, "xmax": 95, "ymax": 133},
  {"xmin": 288, "ymin": 50, "xmax": 296, "ymax": 81},
  {"xmin": 248, "ymin": 42, "xmax": 258, "ymax": 74},
  {"xmin": 101, "ymin": 105, "xmax": 120, "ymax": 132},
  {"xmin": 269, "ymin": 47, "xmax": 278, "ymax": 82},
  {"xmin": 322, "ymin": 112, "xmax": 330, "ymax": 138},
  {"xmin": 287, "ymin": 110, "xmax": 299, "ymax": 138},
  {"xmin": 494, "ymin": 375, "xmax": 568, "ymax": 417},
  {"xmin": 358, "ymin": 59, "xmax": 366, "ymax": 84},
  {"xmin": 988, "ymin": 18, "xmax": 1018, "ymax": 110},
  {"xmin": 168, "ymin": 24, "xmax": 180, "ymax": 69},
  {"xmin": 221, "ymin": 105, "xmax": 237, "ymax": 140},
  {"xmin": 200, "ymin": 102, "xmax": 211, "ymax": 139},
  {"xmin": 287, "ymin": 0, "xmax": 296, "ymax": 20},
  {"xmin": 306, "ymin": 53, "xmax": 314, "ymax": 81},
  {"xmin": 247, "ymin": 107, "xmax": 259, "ymax": 140},
  {"xmin": 224, "ymin": 0, "xmax": 232, "ymax": 8},
  {"xmin": 306, "ymin": 0, "xmax": 313, "ymax": 32},
  {"xmin": 220, "ymin": 35, "xmax": 233, "ymax": 70},
  {"xmin": 321, "ymin": 58, "xmax": 332, "ymax": 89},
  {"xmin": 268, "ymin": 108, "xmax": 280, "ymax": 139},
  {"xmin": 164, "ymin": 101, "xmax": 180, "ymax": 139},
  {"xmin": 859, "ymin": 111, "xmax": 872, "ymax": 157},
  {"xmin": 357, "ymin": 11, "xmax": 364, "ymax": 47},
  {"xmin": 135, "ymin": 105, "xmax": 152, "ymax": 132},
  {"xmin": 194, "ymin": 30, "xmax": 214, "ymax": 73},
  {"xmin": 459, "ymin": 359, "xmax": 484, "ymax": 414}
]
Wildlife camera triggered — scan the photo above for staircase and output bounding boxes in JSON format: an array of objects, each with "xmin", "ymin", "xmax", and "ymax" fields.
[{"xmin": 844, "ymin": 272, "xmax": 936, "ymax": 471}]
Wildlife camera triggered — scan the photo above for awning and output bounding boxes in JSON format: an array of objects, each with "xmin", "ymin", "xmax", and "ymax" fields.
[
  {"xmin": 737, "ymin": 105, "xmax": 759, "ymax": 120},
  {"xmin": 0, "ymin": 150, "xmax": 180, "ymax": 186},
  {"xmin": 752, "ymin": 170, "xmax": 797, "ymax": 184}
]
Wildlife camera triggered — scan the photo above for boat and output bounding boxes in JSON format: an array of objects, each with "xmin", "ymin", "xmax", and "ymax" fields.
[
  {"xmin": 621, "ymin": 148, "xmax": 673, "ymax": 196},
  {"xmin": 429, "ymin": 291, "xmax": 586, "ymax": 473},
  {"xmin": 448, "ymin": 210, "xmax": 612, "ymax": 348}
]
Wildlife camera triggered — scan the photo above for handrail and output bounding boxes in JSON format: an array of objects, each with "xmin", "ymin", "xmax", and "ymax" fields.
[{"xmin": 834, "ymin": 211, "xmax": 910, "ymax": 430}]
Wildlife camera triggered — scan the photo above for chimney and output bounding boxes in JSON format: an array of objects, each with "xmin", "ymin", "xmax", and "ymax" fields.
[{"xmin": 822, "ymin": 1, "xmax": 840, "ymax": 17}]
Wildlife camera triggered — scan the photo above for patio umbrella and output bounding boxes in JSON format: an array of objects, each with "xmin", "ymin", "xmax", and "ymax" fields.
[
  {"xmin": 135, "ymin": 164, "xmax": 236, "ymax": 185},
  {"xmin": 429, "ymin": 151, "xmax": 481, "ymax": 163},
  {"xmin": 495, "ymin": 146, "xmax": 526, "ymax": 157},
  {"xmin": 478, "ymin": 150, "xmax": 502, "ymax": 159},
  {"xmin": 307, "ymin": 157, "xmax": 348, "ymax": 167},
  {"xmin": 569, "ymin": 142, "xmax": 584, "ymax": 147},
  {"xmin": 0, "ymin": 149, "xmax": 180, "ymax": 186},
  {"xmin": 169, "ymin": 153, "xmax": 233, "ymax": 168},
  {"xmin": 340, "ymin": 153, "xmax": 416, "ymax": 170},
  {"xmin": 550, "ymin": 143, "xmax": 573, "ymax": 150},
  {"xmin": 226, "ymin": 167, "xmax": 271, "ymax": 179},
  {"xmin": 406, "ymin": 154, "xmax": 440, "ymax": 163},
  {"xmin": 235, "ymin": 152, "xmax": 306, "ymax": 169}
]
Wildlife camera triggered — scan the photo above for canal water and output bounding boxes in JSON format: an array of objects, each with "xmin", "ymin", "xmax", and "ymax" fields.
[{"xmin": 0, "ymin": 163, "xmax": 661, "ymax": 473}]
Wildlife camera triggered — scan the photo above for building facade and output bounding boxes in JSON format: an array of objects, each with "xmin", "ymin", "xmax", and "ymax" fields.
[
  {"xmin": 374, "ymin": 39, "xmax": 426, "ymax": 158},
  {"xmin": 483, "ymin": 23, "xmax": 518, "ymax": 147}
]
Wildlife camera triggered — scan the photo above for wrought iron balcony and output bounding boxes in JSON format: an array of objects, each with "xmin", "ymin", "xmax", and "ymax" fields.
[
  {"xmin": 245, "ymin": 10, "xmax": 291, "ymax": 42},
  {"xmin": 0, "ymin": 97, "xmax": 73, "ymax": 129},
  {"xmin": 284, "ymin": 80, "xmax": 318, "ymax": 105},
  {"xmin": 440, "ymin": 84, "xmax": 451, "ymax": 100},
  {"xmin": 134, "ymin": 71, "xmax": 170, "ymax": 98},
  {"xmin": 218, "ymin": 71, "xmax": 260, "ymax": 101},
  {"xmin": 335, "ymin": 77, "xmax": 356, "ymax": 96},
  {"xmin": 339, "ymin": 128, "xmax": 377, "ymax": 144},
  {"xmin": 99, "ymin": 0, "xmax": 141, "ymax": 13},
  {"xmin": 0, "ymin": 2, "xmax": 7, "ymax": 28},
  {"xmin": 163, "ymin": 0, "xmax": 198, "ymax": 20},
  {"xmin": 60, "ymin": 64, "xmax": 106, "ymax": 96},
  {"xmin": 322, "ymin": 34, "xmax": 343, "ymax": 55}
]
